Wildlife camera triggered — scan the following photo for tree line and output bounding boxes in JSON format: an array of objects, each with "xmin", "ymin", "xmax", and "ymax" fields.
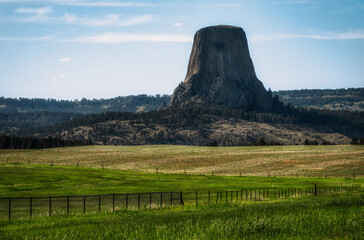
[{"xmin": 0, "ymin": 135, "xmax": 93, "ymax": 149}]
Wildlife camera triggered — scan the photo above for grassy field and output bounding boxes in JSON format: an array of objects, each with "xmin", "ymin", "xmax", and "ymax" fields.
[
  {"xmin": 0, "ymin": 194, "xmax": 361, "ymax": 239},
  {"xmin": 0, "ymin": 145, "xmax": 362, "ymax": 239},
  {"xmin": 0, "ymin": 145, "xmax": 363, "ymax": 177},
  {"xmin": 0, "ymin": 164, "xmax": 361, "ymax": 198}
]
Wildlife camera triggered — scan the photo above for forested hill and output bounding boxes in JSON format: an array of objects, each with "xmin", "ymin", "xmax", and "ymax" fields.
[
  {"xmin": 1, "ymin": 88, "xmax": 362, "ymax": 114},
  {"xmin": 273, "ymin": 88, "xmax": 363, "ymax": 112},
  {"xmin": 0, "ymin": 94, "xmax": 171, "ymax": 114}
]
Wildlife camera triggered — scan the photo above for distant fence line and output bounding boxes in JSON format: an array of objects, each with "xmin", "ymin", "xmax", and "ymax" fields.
[
  {"xmin": 1, "ymin": 160, "xmax": 360, "ymax": 179},
  {"xmin": 0, "ymin": 184, "xmax": 360, "ymax": 220}
]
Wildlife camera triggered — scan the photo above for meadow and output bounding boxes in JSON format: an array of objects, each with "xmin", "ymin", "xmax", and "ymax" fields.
[
  {"xmin": 0, "ymin": 145, "xmax": 362, "ymax": 239},
  {"xmin": 0, "ymin": 194, "xmax": 361, "ymax": 239},
  {"xmin": 0, "ymin": 145, "xmax": 362, "ymax": 177}
]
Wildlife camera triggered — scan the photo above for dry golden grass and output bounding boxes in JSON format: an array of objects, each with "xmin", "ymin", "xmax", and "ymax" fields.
[{"xmin": 0, "ymin": 145, "xmax": 362, "ymax": 177}]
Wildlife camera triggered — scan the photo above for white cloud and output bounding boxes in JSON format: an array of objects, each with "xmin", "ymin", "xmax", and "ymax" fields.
[
  {"xmin": 173, "ymin": 22, "xmax": 183, "ymax": 27},
  {"xmin": 250, "ymin": 31, "xmax": 364, "ymax": 42},
  {"xmin": 59, "ymin": 74, "xmax": 67, "ymax": 78},
  {"xmin": 0, "ymin": 36, "xmax": 52, "ymax": 41},
  {"xmin": 61, "ymin": 13, "xmax": 153, "ymax": 26},
  {"xmin": 51, "ymin": 76, "xmax": 57, "ymax": 80},
  {"xmin": 14, "ymin": 6, "xmax": 52, "ymax": 22},
  {"xmin": 14, "ymin": 6, "xmax": 52, "ymax": 16},
  {"xmin": 59, "ymin": 57, "xmax": 71, "ymax": 62},
  {"xmin": 64, "ymin": 32, "xmax": 192, "ymax": 44}
]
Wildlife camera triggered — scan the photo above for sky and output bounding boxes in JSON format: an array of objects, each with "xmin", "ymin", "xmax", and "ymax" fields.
[{"xmin": 0, "ymin": 0, "xmax": 363, "ymax": 100}]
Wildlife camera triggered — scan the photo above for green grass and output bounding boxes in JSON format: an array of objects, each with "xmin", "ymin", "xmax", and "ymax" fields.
[
  {"xmin": 0, "ymin": 194, "xmax": 361, "ymax": 240},
  {"xmin": 0, "ymin": 164, "xmax": 361, "ymax": 198}
]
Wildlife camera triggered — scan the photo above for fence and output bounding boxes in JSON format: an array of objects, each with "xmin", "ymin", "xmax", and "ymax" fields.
[
  {"xmin": 181, "ymin": 184, "xmax": 361, "ymax": 206},
  {"xmin": 0, "ymin": 185, "xmax": 360, "ymax": 220},
  {"xmin": 0, "ymin": 192, "xmax": 183, "ymax": 220}
]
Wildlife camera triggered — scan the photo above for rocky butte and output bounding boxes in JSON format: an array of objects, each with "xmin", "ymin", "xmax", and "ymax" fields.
[{"xmin": 171, "ymin": 25, "xmax": 273, "ymax": 109}]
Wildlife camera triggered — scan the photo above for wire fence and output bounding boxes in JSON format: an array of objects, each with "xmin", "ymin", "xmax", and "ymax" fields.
[
  {"xmin": 0, "ymin": 184, "xmax": 360, "ymax": 220},
  {"xmin": 0, "ymin": 192, "xmax": 183, "ymax": 220}
]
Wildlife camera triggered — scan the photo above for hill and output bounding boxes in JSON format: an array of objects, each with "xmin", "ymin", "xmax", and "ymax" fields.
[{"xmin": 274, "ymin": 88, "xmax": 364, "ymax": 112}]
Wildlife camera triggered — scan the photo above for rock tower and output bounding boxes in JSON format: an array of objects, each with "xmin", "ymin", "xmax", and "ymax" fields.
[{"xmin": 171, "ymin": 25, "xmax": 273, "ymax": 109}]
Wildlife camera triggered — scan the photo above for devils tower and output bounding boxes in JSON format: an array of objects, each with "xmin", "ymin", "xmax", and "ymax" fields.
[{"xmin": 171, "ymin": 25, "xmax": 273, "ymax": 109}]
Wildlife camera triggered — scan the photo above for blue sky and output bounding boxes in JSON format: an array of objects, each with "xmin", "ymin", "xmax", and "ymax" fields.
[{"xmin": 0, "ymin": 0, "xmax": 363, "ymax": 100}]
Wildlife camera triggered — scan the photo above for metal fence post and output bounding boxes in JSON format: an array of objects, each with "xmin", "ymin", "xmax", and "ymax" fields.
[
  {"xmin": 112, "ymin": 194, "xmax": 115, "ymax": 212},
  {"xmin": 138, "ymin": 193, "xmax": 141, "ymax": 209},
  {"xmin": 160, "ymin": 192, "xmax": 162, "ymax": 207},
  {"xmin": 196, "ymin": 191, "xmax": 198, "ymax": 206},
  {"xmin": 99, "ymin": 195, "xmax": 101, "ymax": 213},
  {"xmin": 67, "ymin": 196, "xmax": 70, "ymax": 214},
  {"xmin": 30, "ymin": 198, "xmax": 32, "ymax": 218},
  {"xmin": 314, "ymin": 184, "xmax": 317, "ymax": 196},
  {"xmin": 180, "ymin": 191, "xmax": 184, "ymax": 206},
  {"xmin": 49, "ymin": 197, "xmax": 52, "ymax": 216},
  {"xmin": 150, "ymin": 192, "xmax": 152, "ymax": 208},
  {"xmin": 126, "ymin": 194, "xmax": 128, "ymax": 209},
  {"xmin": 8, "ymin": 198, "xmax": 11, "ymax": 220}
]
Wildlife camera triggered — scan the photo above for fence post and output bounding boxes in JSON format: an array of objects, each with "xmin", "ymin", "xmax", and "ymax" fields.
[
  {"xmin": 196, "ymin": 191, "xmax": 198, "ymax": 206},
  {"xmin": 126, "ymin": 194, "xmax": 128, "ymax": 209},
  {"xmin": 156, "ymin": 168, "xmax": 158, "ymax": 174},
  {"xmin": 184, "ymin": 169, "xmax": 186, "ymax": 175},
  {"xmin": 77, "ymin": 161, "xmax": 79, "ymax": 167},
  {"xmin": 180, "ymin": 191, "xmax": 184, "ymax": 206},
  {"xmin": 67, "ymin": 196, "xmax": 69, "ymax": 214},
  {"xmin": 240, "ymin": 171, "xmax": 242, "ymax": 177},
  {"xmin": 241, "ymin": 190, "xmax": 242, "ymax": 201},
  {"xmin": 99, "ymin": 195, "xmax": 101, "ymax": 213},
  {"xmin": 314, "ymin": 184, "xmax": 317, "ymax": 196},
  {"xmin": 112, "ymin": 194, "xmax": 115, "ymax": 212},
  {"xmin": 353, "ymin": 173, "xmax": 355, "ymax": 179},
  {"xmin": 226, "ymin": 191, "xmax": 228, "ymax": 203},
  {"xmin": 160, "ymin": 192, "xmax": 162, "ymax": 207},
  {"xmin": 138, "ymin": 193, "xmax": 141, "ymax": 209},
  {"xmin": 83, "ymin": 196, "xmax": 86, "ymax": 214},
  {"xmin": 208, "ymin": 191, "xmax": 210, "ymax": 204},
  {"xmin": 170, "ymin": 192, "xmax": 173, "ymax": 207},
  {"xmin": 49, "ymin": 197, "xmax": 52, "ymax": 216},
  {"xmin": 150, "ymin": 192, "xmax": 152, "ymax": 208},
  {"xmin": 30, "ymin": 198, "xmax": 32, "ymax": 218},
  {"xmin": 212, "ymin": 170, "xmax": 213, "ymax": 176},
  {"xmin": 8, "ymin": 198, "xmax": 11, "ymax": 220}
]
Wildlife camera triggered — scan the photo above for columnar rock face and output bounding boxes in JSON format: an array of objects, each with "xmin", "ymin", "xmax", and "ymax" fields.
[{"xmin": 171, "ymin": 25, "xmax": 273, "ymax": 109}]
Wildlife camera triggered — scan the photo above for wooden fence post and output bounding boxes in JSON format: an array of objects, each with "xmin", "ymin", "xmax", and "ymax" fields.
[
  {"xmin": 180, "ymin": 191, "xmax": 184, "ymax": 206},
  {"xmin": 112, "ymin": 194, "xmax": 115, "ymax": 211},
  {"xmin": 83, "ymin": 196, "xmax": 86, "ymax": 214},
  {"xmin": 67, "ymin": 196, "xmax": 69, "ymax": 214},
  {"xmin": 208, "ymin": 191, "xmax": 210, "ymax": 204}
]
